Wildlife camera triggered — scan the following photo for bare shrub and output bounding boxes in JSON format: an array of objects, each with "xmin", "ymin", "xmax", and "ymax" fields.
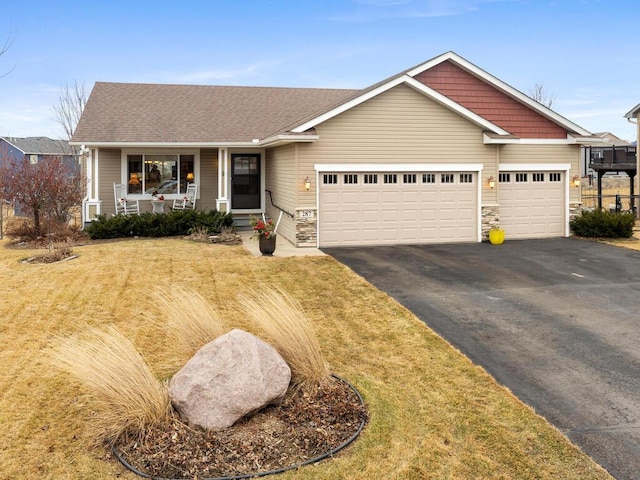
[
  {"xmin": 153, "ymin": 286, "xmax": 228, "ymax": 359},
  {"xmin": 238, "ymin": 287, "xmax": 330, "ymax": 393},
  {"xmin": 26, "ymin": 242, "xmax": 74, "ymax": 264},
  {"xmin": 5, "ymin": 214, "xmax": 86, "ymax": 245},
  {"xmin": 187, "ymin": 225, "xmax": 211, "ymax": 243},
  {"xmin": 51, "ymin": 325, "xmax": 171, "ymax": 441}
]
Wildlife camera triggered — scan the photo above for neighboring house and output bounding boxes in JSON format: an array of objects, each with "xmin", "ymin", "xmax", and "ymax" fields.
[
  {"xmin": 580, "ymin": 132, "xmax": 635, "ymax": 178},
  {"xmin": 0, "ymin": 137, "xmax": 80, "ymax": 217},
  {"xmin": 71, "ymin": 51, "xmax": 595, "ymax": 248},
  {"xmin": 0, "ymin": 136, "xmax": 77, "ymax": 169}
]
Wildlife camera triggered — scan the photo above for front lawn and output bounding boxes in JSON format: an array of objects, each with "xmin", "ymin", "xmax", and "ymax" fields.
[{"xmin": 0, "ymin": 238, "xmax": 612, "ymax": 479}]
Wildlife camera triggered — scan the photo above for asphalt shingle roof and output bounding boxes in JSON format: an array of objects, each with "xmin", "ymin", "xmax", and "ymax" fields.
[
  {"xmin": 71, "ymin": 82, "xmax": 360, "ymax": 144},
  {"xmin": 2, "ymin": 136, "xmax": 74, "ymax": 155}
]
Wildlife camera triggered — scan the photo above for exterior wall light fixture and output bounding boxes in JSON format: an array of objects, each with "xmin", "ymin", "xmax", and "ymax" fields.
[
  {"xmin": 572, "ymin": 174, "xmax": 581, "ymax": 188},
  {"xmin": 304, "ymin": 176, "xmax": 311, "ymax": 191},
  {"xmin": 487, "ymin": 176, "xmax": 496, "ymax": 189}
]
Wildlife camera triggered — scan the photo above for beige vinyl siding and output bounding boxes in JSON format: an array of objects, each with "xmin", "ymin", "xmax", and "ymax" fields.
[
  {"xmin": 98, "ymin": 148, "xmax": 122, "ymax": 216},
  {"xmin": 298, "ymin": 83, "xmax": 495, "ymax": 173},
  {"xmin": 265, "ymin": 144, "xmax": 297, "ymax": 243},
  {"xmin": 199, "ymin": 149, "xmax": 218, "ymax": 211},
  {"xmin": 499, "ymin": 143, "xmax": 581, "ymax": 203}
]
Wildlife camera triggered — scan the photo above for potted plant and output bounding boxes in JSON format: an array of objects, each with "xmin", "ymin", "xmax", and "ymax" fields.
[
  {"xmin": 151, "ymin": 190, "xmax": 164, "ymax": 201},
  {"xmin": 251, "ymin": 216, "xmax": 277, "ymax": 255}
]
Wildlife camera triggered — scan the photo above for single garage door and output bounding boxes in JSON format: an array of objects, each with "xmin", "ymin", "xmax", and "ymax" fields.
[
  {"xmin": 318, "ymin": 171, "xmax": 477, "ymax": 247},
  {"xmin": 499, "ymin": 171, "xmax": 565, "ymax": 239}
]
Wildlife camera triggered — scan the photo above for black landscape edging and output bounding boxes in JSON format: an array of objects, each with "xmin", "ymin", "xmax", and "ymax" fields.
[{"xmin": 111, "ymin": 374, "xmax": 367, "ymax": 480}]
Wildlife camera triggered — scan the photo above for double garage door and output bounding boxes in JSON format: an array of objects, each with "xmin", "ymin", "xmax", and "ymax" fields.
[
  {"xmin": 317, "ymin": 168, "xmax": 567, "ymax": 247},
  {"xmin": 318, "ymin": 170, "xmax": 478, "ymax": 247}
]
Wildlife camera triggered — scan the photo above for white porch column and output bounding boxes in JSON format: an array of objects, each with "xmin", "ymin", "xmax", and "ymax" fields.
[
  {"xmin": 216, "ymin": 148, "xmax": 230, "ymax": 212},
  {"xmin": 82, "ymin": 148, "xmax": 102, "ymax": 224}
]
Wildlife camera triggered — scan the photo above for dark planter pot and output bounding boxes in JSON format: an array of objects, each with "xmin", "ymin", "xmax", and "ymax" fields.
[{"xmin": 258, "ymin": 235, "xmax": 277, "ymax": 256}]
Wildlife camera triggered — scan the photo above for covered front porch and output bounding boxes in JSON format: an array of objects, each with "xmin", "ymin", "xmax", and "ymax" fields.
[{"xmin": 81, "ymin": 146, "xmax": 272, "ymax": 226}]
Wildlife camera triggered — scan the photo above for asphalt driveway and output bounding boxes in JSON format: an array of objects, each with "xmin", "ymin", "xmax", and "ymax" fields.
[{"xmin": 325, "ymin": 238, "xmax": 640, "ymax": 480}]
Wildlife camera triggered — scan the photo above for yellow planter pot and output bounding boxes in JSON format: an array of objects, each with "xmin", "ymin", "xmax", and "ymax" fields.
[{"xmin": 489, "ymin": 228, "xmax": 505, "ymax": 245}]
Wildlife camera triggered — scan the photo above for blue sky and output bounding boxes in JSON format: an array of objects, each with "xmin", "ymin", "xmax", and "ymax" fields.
[{"xmin": 1, "ymin": 0, "xmax": 638, "ymax": 140}]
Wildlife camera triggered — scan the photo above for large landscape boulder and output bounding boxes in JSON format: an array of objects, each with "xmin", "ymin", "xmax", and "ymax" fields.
[{"xmin": 169, "ymin": 329, "xmax": 291, "ymax": 431}]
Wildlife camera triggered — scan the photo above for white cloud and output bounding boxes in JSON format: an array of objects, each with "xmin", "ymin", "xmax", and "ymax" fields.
[
  {"xmin": 331, "ymin": 0, "xmax": 510, "ymax": 22},
  {"xmin": 176, "ymin": 61, "xmax": 279, "ymax": 84}
]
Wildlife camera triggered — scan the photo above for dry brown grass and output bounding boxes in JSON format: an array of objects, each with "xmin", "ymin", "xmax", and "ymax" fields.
[
  {"xmin": 152, "ymin": 285, "xmax": 228, "ymax": 362},
  {"xmin": 239, "ymin": 286, "xmax": 330, "ymax": 392},
  {"xmin": 0, "ymin": 237, "xmax": 614, "ymax": 479},
  {"xmin": 50, "ymin": 325, "xmax": 171, "ymax": 442}
]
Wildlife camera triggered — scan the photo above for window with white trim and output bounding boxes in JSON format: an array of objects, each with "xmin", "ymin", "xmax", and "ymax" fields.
[
  {"xmin": 127, "ymin": 154, "xmax": 194, "ymax": 195},
  {"xmin": 423, "ymin": 173, "xmax": 435, "ymax": 184},
  {"xmin": 384, "ymin": 174, "xmax": 397, "ymax": 184},
  {"xmin": 515, "ymin": 173, "xmax": 528, "ymax": 183},
  {"xmin": 441, "ymin": 173, "xmax": 454, "ymax": 184},
  {"xmin": 549, "ymin": 173, "xmax": 561, "ymax": 182},
  {"xmin": 499, "ymin": 173, "xmax": 510, "ymax": 183},
  {"xmin": 323, "ymin": 174, "xmax": 338, "ymax": 184},
  {"xmin": 459, "ymin": 173, "xmax": 473, "ymax": 183},
  {"xmin": 364, "ymin": 174, "xmax": 378, "ymax": 184},
  {"xmin": 403, "ymin": 174, "xmax": 417, "ymax": 184},
  {"xmin": 344, "ymin": 174, "xmax": 358, "ymax": 184},
  {"xmin": 533, "ymin": 173, "xmax": 544, "ymax": 182}
]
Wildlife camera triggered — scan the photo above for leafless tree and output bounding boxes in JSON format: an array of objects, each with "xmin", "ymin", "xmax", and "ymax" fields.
[
  {"xmin": 0, "ymin": 155, "xmax": 83, "ymax": 237},
  {"xmin": 529, "ymin": 81, "xmax": 555, "ymax": 109},
  {"xmin": 53, "ymin": 80, "xmax": 88, "ymax": 141},
  {"xmin": 0, "ymin": 32, "xmax": 13, "ymax": 238}
]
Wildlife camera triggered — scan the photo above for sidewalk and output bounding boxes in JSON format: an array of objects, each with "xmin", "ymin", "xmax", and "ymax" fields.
[{"xmin": 239, "ymin": 231, "xmax": 325, "ymax": 257}]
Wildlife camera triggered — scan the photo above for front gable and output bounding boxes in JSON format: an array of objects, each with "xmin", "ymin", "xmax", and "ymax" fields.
[
  {"xmin": 307, "ymin": 83, "xmax": 494, "ymax": 162},
  {"xmin": 414, "ymin": 60, "xmax": 567, "ymax": 139}
]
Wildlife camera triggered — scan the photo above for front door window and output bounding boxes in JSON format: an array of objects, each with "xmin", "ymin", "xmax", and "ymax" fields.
[{"xmin": 231, "ymin": 154, "xmax": 260, "ymax": 209}]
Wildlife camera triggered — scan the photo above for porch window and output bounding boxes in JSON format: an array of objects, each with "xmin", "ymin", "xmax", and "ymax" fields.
[{"xmin": 127, "ymin": 154, "xmax": 195, "ymax": 195}]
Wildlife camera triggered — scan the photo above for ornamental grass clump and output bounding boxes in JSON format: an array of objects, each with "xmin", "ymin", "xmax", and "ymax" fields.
[
  {"xmin": 153, "ymin": 286, "xmax": 228, "ymax": 358},
  {"xmin": 239, "ymin": 287, "xmax": 330, "ymax": 393},
  {"xmin": 51, "ymin": 325, "xmax": 171, "ymax": 442}
]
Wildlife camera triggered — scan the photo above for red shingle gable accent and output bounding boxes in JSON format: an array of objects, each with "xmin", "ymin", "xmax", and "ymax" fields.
[{"xmin": 415, "ymin": 61, "xmax": 567, "ymax": 139}]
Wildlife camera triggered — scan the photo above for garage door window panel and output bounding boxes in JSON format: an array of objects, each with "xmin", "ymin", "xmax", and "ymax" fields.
[
  {"xmin": 323, "ymin": 174, "xmax": 338, "ymax": 185},
  {"xmin": 384, "ymin": 174, "xmax": 397, "ymax": 184},
  {"xmin": 344, "ymin": 174, "xmax": 358, "ymax": 184},
  {"xmin": 364, "ymin": 174, "xmax": 378, "ymax": 184},
  {"xmin": 404, "ymin": 174, "xmax": 417, "ymax": 184},
  {"xmin": 423, "ymin": 173, "xmax": 436, "ymax": 184},
  {"xmin": 441, "ymin": 173, "xmax": 454, "ymax": 184}
]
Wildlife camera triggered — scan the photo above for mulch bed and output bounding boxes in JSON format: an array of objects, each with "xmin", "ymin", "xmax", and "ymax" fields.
[{"xmin": 113, "ymin": 376, "xmax": 368, "ymax": 479}]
